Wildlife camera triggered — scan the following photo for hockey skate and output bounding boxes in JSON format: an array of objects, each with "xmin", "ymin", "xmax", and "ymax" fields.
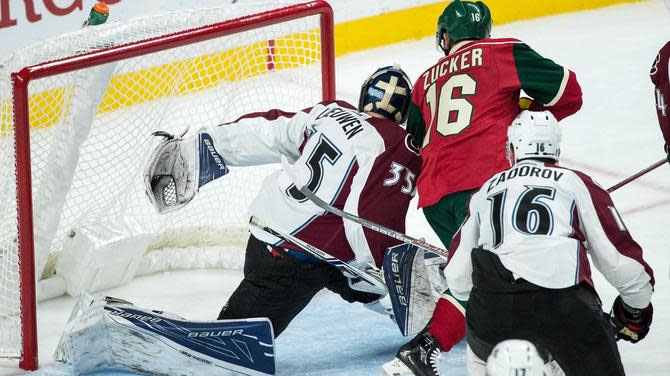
[{"xmin": 381, "ymin": 329, "xmax": 442, "ymax": 376}]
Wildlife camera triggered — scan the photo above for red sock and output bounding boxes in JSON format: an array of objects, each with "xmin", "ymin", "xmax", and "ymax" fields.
[{"xmin": 427, "ymin": 296, "xmax": 466, "ymax": 351}]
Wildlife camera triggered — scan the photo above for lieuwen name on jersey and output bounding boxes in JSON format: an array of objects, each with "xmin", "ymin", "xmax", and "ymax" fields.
[{"xmin": 315, "ymin": 106, "xmax": 365, "ymax": 139}]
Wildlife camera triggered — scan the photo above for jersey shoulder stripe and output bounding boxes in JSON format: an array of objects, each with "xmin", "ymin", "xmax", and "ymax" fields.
[
  {"xmin": 415, "ymin": 37, "xmax": 524, "ymax": 80},
  {"xmin": 222, "ymin": 108, "xmax": 299, "ymax": 125},
  {"xmin": 317, "ymin": 100, "xmax": 357, "ymax": 110},
  {"xmin": 464, "ymin": 37, "xmax": 523, "ymax": 48}
]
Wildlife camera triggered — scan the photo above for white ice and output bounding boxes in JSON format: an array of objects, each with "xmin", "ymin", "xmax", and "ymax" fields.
[{"xmin": 14, "ymin": 1, "xmax": 670, "ymax": 375}]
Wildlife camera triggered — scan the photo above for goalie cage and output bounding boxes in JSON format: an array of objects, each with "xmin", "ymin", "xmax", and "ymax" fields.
[{"xmin": 0, "ymin": 0, "xmax": 334, "ymax": 370}]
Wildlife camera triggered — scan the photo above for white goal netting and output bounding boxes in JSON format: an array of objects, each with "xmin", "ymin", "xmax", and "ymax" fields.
[{"xmin": 0, "ymin": 1, "xmax": 330, "ymax": 361}]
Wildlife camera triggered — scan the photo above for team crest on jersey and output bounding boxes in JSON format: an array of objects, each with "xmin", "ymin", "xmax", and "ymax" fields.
[
  {"xmin": 305, "ymin": 124, "xmax": 318, "ymax": 139},
  {"xmin": 650, "ymin": 53, "xmax": 660, "ymax": 76},
  {"xmin": 404, "ymin": 134, "xmax": 420, "ymax": 156}
]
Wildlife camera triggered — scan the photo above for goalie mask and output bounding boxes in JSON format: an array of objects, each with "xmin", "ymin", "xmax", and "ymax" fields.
[
  {"xmin": 486, "ymin": 339, "xmax": 544, "ymax": 376},
  {"xmin": 358, "ymin": 65, "xmax": 412, "ymax": 124},
  {"xmin": 507, "ymin": 110, "xmax": 561, "ymax": 164}
]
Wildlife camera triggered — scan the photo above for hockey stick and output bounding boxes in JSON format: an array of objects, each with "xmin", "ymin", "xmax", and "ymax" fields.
[
  {"xmin": 607, "ymin": 158, "xmax": 666, "ymax": 193},
  {"xmin": 248, "ymin": 216, "xmax": 386, "ymax": 293},
  {"xmin": 280, "ymin": 156, "xmax": 449, "ymax": 259}
]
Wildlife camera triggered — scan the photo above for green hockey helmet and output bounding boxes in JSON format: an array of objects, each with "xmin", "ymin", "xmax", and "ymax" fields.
[{"xmin": 436, "ymin": 0, "xmax": 492, "ymax": 54}]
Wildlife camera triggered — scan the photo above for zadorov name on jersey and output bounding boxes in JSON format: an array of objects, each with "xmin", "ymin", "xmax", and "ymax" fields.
[
  {"xmin": 487, "ymin": 165, "xmax": 564, "ymax": 193},
  {"xmin": 187, "ymin": 329, "xmax": 244, "ymax": 338}
]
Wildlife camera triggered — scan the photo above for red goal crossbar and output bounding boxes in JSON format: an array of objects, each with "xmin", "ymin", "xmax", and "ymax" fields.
[{"xmin": 10, "ymin": 1, "xmax": 334, "ymax": 369}]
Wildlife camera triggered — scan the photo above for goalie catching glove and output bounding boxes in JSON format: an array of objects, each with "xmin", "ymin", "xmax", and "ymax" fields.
[
  {"xmin": 609, "ymin": 295, "xmax": 653, "ymax": 343},
  {"xmin": 144, "ymin": 130, "xmax": 229, "ymax": 214}
]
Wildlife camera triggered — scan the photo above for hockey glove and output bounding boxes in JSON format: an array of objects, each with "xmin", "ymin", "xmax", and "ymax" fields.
[
  {"xmin": 609, "ymin": 296, "xmax": 653, "ymax": 343},
  {"xmin": 144, "ymin": 130, "xmax": 229, "ymax": 214},
  {"xmin": 364, "ymin": 293, "xmax": 395, "ymax": 320},
  {"xmin": 344, "ymin": 260, "xmax": 387, "ymax": 296}
]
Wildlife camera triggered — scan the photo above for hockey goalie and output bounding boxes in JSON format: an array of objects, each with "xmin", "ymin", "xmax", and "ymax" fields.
[
  {"xmin": 56, "ymin": 65, "xmax": 441, "ymax": 374},
  {"xmin": 144, "ymin": 65, "xmax": 437, "ymax": 339}
]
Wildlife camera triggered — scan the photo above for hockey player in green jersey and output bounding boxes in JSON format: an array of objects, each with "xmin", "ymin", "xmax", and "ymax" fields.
[{"xmin": 384, "ymin": 1, "xmax": 583, "ymax": 375}]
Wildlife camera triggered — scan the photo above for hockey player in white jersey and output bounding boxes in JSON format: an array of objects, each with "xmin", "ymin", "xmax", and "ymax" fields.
[
  {"xmin": 145, "ymin": 66, "xmax": 422, "ymax": 337},
  {"xmin": 439, "ymin": 111, "xmax": 654, "ymax": 376}
]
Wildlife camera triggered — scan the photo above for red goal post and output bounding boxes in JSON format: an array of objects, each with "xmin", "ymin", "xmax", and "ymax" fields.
[{"xmin": 8, "ymin": 1, "xmax": 334, "ymax": 370}]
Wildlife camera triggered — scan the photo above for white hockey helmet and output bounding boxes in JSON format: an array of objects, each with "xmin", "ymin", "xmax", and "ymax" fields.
[
  {"xmin": 507, "ymin": 110, "xmax": 561, "ymax": 163},
  {"xmin": 486, "ymin": 339, "xmax": 544, "ymax": 376}
]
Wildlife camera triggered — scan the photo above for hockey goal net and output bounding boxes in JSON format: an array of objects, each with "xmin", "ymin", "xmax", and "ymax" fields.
[{"xmin": 0, "ymin": 0, "xmax": 334, "ymax": 369}]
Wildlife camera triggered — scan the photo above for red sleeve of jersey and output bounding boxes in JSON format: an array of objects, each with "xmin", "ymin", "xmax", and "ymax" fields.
[
  {"xmin": 650, "ymin": 42, "xmax": 670, "ymax": 145},
  {"xmin": 528, "ymin": 70, "xmax": 583, "ymax": 121}
]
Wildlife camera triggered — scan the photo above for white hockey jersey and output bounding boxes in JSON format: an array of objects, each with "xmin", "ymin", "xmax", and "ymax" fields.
[
  {"xmin": 446, "ymin": 160, "xmax": 654, "ymax": 309},
  {"xmin": 202, "ymin": 101, "xmax": 421, "ymax": 267}
]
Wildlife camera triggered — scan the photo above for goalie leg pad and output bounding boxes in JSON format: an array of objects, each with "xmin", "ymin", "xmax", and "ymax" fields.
[
  {"xmin": 383, "ymin": 244, "xmax": 436, "ymax": 336},
  {"xmin": 56, "ymin": 294, "xmax": 275, "ymax": 376}
]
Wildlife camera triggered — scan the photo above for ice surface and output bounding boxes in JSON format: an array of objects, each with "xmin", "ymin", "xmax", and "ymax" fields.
[{"xmin": 10, "ymin": 1, "xmax": 670, "ymax": 374}]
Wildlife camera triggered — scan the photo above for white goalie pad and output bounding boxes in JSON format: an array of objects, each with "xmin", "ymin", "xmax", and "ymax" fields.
[
  {"xmin": 55, "ymin": 294, "xmax": 276, "ymax": 375},
  {"xmin": 423, "ymin": 252, "xmax": 449, "ymax": 300}
]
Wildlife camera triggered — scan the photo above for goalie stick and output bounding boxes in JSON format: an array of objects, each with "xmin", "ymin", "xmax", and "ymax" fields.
[
  {"xmin": 248, "ymin": 216, "xmax": 386, "ymax": 293},
  {"xmin": 280, "ymin": 156, "xmax": 449, "ymax": 259}
]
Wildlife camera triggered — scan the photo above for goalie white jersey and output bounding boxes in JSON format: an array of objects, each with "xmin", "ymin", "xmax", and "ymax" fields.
[
  {"xmin": 200, "ymin": 100, "xmax": 421, "ymax": 267},
  {"xmin": 446, "ymin": 160, "xmax": 654, "ymax": 309}
]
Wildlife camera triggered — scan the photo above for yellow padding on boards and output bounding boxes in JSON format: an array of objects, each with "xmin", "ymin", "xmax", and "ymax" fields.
[{"xmin": 334, "ymin": 0, "xmax": 641, "ymax": 55}]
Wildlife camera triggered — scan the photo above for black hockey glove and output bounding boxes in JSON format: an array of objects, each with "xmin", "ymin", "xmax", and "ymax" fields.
[{"xmin": 609, "ymin": 296, "xmax": 653, "ymax": 343}]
